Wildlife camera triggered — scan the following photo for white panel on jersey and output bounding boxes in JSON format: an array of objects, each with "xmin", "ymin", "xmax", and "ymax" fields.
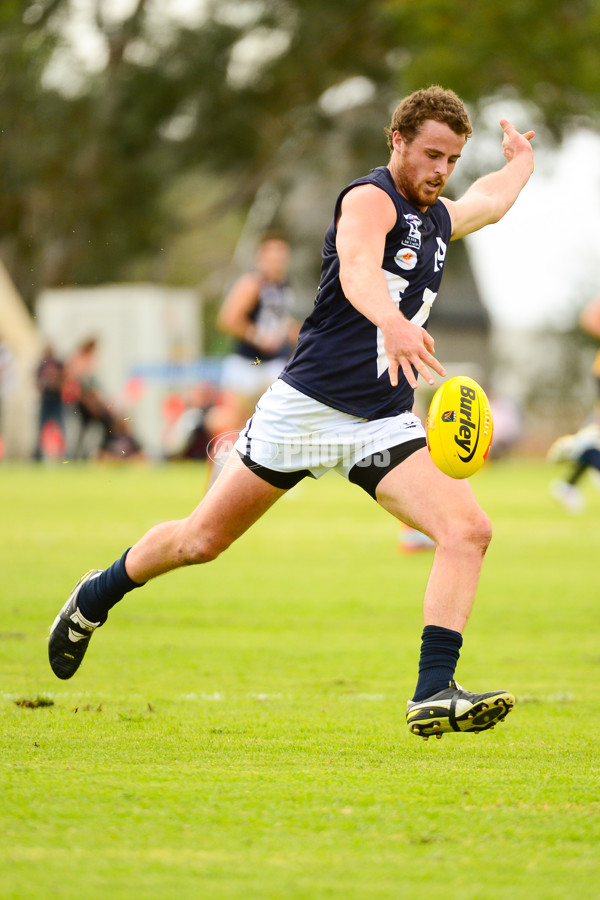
[
  {"xmin": 410, "ymin": 287, "xmax": 437, "ymax": 326},
  {"xmin": 376, "ymin": 270, "xmax": 407, "ymax": 378},
  {"xmin": 376, "ymin": 271, "xmax": 437, "ymax": 378}
]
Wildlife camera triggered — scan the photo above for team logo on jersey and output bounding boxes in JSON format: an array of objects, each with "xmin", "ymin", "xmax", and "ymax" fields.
[
  {"xmin": 402, "ymin": 214, "xmax": 422, "ymax": 249},
  {"xmin": 394, "ymin": 248, "xmax": 418, "ymax": 270}
]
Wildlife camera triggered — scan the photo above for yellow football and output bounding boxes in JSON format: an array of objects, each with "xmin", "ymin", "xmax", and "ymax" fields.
[{"xmin": 426, "ymin": 376, "xmax": 493, "ymax": 479}]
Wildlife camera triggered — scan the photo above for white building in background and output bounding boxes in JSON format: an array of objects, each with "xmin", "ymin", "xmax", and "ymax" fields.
[{"xmin": 36, "ymin": 284, "xmax": 203, "ymax": 458}]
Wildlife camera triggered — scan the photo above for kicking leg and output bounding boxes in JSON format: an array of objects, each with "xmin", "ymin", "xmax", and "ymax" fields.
[
  {"xmin": 375, "ymin": 447, "xmax": 513, "ymax": 738},
  {"xmin": 126, "ymin": 452, "xmax": 286, "ymax": 581},
  {"xmin": 376, "ymin": 447, "xmax": 492, "ymax": 633}
]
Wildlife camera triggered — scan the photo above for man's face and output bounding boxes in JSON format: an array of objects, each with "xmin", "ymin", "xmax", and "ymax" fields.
[
  {"xmin": 391, "ymin": 119, "xmax": 466, "ymax": 209},
  {"xmin": 257, "ymin": 239, "xmax": 290, "ymax": 281}
]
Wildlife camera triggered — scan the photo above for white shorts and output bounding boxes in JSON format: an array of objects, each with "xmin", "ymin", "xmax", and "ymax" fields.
[
  {"xmin": 232, "ymin": 379, "xmax": 426, "ymax": 495},
  {"xmin": 220, "ymin": 353, "xmax": 288, "ymax": 397}
]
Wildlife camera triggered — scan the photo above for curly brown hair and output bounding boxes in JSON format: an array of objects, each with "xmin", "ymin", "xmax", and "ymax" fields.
[{"xmin": 385, "ymin": 86, "xmax": 472, "ymax": 151}]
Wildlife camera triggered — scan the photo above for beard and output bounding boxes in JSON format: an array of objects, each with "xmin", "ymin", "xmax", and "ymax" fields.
[
  {"xmin": 404, "ymin": 179, "xmax": 442, "ymax": 208},
  {"xmin": 391, "ymin": 165, "xmax": 444, "ymax": 209}
]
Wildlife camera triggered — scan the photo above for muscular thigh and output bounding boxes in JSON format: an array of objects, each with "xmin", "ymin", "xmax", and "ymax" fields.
[
  {"xmin": 374, "ymin": 447, "xmax": 483, "ymax": 539},
  {"xmin": 186, "ymin": 452, "xmax": 287, "ymax": 549}
]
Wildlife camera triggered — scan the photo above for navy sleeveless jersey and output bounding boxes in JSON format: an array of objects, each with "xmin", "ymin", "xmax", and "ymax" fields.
[
  {"xmin": 233, "ymin": 277, "xmax": 296, "ymax": 362},
  {"xmin": 280, "ymin": 166, "xmax": 452, "ymax": 419}
]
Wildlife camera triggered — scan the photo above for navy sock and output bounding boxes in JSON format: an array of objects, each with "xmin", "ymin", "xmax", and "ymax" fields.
[
  {"xmin": 76, "ymin": 549, "xmax": 144, "ymax": 624},
  {"xmin": 569, "ymin": 448, "xmax": 600, "ymax": 484},
  {"xmin": 412, "ymin": 624, "xmax": 463, "ymax": 702},
  {"xmin": 568, "ymin": 460, "xmax": 588, "ymax": 485}
]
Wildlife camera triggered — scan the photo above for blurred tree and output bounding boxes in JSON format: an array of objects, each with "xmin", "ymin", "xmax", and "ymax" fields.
[
  {"xmin": 0, "ymin": 0, "xmax": 397, "ymax": 305},
  {"xmin": 383, "ymin": 0, "xmax": 600, "ymax": 135},
  {"xmin": 2, "ymin": 0, "xmax": 600, "ymax": 309}
]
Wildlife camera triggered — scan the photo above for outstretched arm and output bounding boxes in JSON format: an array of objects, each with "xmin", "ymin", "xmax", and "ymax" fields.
[
  {"xmin": 217, "ymin": 273, "xmax": 261, "ymax": 341},
  {"xmin": 442, "ymin": 120, "xmax": 535, "ymax": 240}
]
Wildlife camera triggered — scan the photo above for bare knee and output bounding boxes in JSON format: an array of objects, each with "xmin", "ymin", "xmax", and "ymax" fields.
[
  {"xmin": 175, "ymin": 522, "xmax": 231, "ymax": 566},
  {"xmin": 437, "ymin": 507, "xmax": 492, "ymax": 556},
  {"xmin": 469, "ymin": 508, "xmax": 493, "ymax": 554}
]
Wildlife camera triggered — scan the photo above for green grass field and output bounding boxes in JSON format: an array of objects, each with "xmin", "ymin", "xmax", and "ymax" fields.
[{"xmin": 1, "ymin": 458, "xmax": 599, "ymax": 899}]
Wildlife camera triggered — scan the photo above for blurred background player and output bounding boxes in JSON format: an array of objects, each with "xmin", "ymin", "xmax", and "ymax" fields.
[
  {"xmin": 62, "ymin": 337, "xmax": 142, "ymax": 461},
  {"xmin": 162, "ymin": 383, "xmax": 218, "ymax": 462},
  {"xmin": 206, "ymin": 232, "xmax": 301, "ymax": 480},
  {"xmin": 34, "ymin": 343, "xmax": 66, "ymax": 461},
  {"xmin": 62, "ymin": 338, "xmax": 113, "ymax": 459},
  {"xmin": 548, "ymin": 292, "xmax": 600, "ymax": 512}
]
